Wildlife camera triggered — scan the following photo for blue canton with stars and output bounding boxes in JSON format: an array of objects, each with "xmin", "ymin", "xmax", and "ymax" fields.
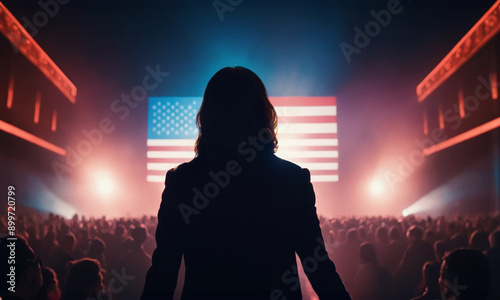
[{"xmin": 147, "ymin": 97, "xmax": 202, "ymax": 139}]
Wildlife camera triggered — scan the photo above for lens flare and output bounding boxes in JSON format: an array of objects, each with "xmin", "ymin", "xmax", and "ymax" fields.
[
  {"xmin": 369, "ymin": 178, "xmax": 385, "ymax": 197},
  {"xmin": 92, "ymin": 169, "xmax": 116, "ymax": 199}
]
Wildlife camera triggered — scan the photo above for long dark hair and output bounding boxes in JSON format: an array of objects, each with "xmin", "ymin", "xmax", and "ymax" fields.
[{"xmin": 195, "ymin": 66, "xmax": 278, "ymax": 157}]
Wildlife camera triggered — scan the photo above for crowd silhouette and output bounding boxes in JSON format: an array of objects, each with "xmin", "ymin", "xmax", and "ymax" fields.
[{"xmin": 1, "ymin": 211, "xmax": 499, "ymax": 299}]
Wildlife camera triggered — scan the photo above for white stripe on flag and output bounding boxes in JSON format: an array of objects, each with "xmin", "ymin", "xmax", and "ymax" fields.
[
  {"xmin": 311, "ymin": 175, "xmax": 339, "ymax": 182},
  {"xmin": 274, "ymin": 106, "xmax": 336, "ymax": 116},
  {"xmin": 147, "ymin": 163, "xmax": 181, "ymax": 170},
  {"xmin": 147, "ymin": 175, "xmax": 165, "ymax": 182},
  {"xmin": 278, "ymin": 138, "xmax": 338, "ymax": 147},
  {"xmin": 147, "ymin": 139, "xmax": 195, "ymax": 146},
  {"xmin": 297, "ymin": 162, "xmax": 338, "ymax": 170},
  {"xmin": 278, "ymin": 123, "xmax": 337, "ymax": 134},
  {"xmin": 147, "ymin": 151, "xmax": 195, "ymax": 158}
]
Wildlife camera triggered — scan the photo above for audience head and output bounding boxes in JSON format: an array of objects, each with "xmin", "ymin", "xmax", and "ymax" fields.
[
  {"xmin": 131, "ymin": 224, "xmax": 149, "ymax": 247},
  {"xmin": 0, "ymin": 235, "xmax": 42, "ymax": 300},
  {"xmin": 122, "ymin": 236, "xmax": 135, "ymax": 252},
  {"xmin": 423, "ymin": 229, "xmax": 437, "ymax": 245},
  {"xmin": 422, "ymin": 261, "xmax": 441, "ymax": 293},
  {"xmin": 88, "ymin": 238, "xmax": 106, "ymax": 261},
  {"xmin": 489, "ymin": 229, "xmax": 500, "ymax": 248},
  {"xmin": 434, "ymin": 239, "xmax": 450, "ymax": 263},
  {"xmin": 37, "ymin": 267, "xmax": 61, "ymax": 300},
  {"xmin": 359, "ymin": 242, "xmax": 378, "ymax": 265},
  {"xmin": 357, "ymin": 226, "xmax": 367, "ymax": 242},
  {"xmin": 389, "ymin": 226, "xmax": 400, "ymax": 241},
  {"xmin": 406, "ymin": 225, "xmax": 424, "ymax": 242},
  {"xmin": 469, "ymin": 230, "xmax": 489, "ymax": 252},
  {"xmin": 375, "ymin": 226, "xmax": 388, "ymax": 244},
  {"xmin": 336, "ymin": 229, "xmax": 346, "ymax": 244},
  {"xmin": 439, "ymin": 249, "xmax": 490, "ymax": 300},
  {"xmin": 114, "ymin": 224, "xmax": 126, "ymax": 238},
  {"xmin": 62, "ymin": 258, "xmax": 103, "ymax": 300},
  {"xmin": 59, "ymin": 222, "xmax": 69, "ymax": 237},
  {"xmin": 45, "ymin": 225, "xmax": 57, "ymax": 242},
  {"xmin": 61, "ymin": 233, "xmax": 76, "ymax": 254},
  {"xmin": 346, "ymin": 228, "xmax": 359, "ymax": 243},
  {"xmin": 449, "ymin": 233, "xmax": 468, "ymax": 251}
]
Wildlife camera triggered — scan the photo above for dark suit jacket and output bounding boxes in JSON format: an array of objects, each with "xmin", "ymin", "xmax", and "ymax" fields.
[{"xmin": 141, "ymin": 152, "xmax": 350, "ymax": 300}]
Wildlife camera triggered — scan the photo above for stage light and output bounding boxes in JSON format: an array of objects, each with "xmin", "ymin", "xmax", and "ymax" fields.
[
  {"xmin": 369, "ymin": 177, "xmax": 385, "ymax": 197},
  {"xmin": 92, "ymin": 169, "xmax": 116, "ymax": 199},
  {"xmin": 24, "ymin": 177, "xmax": 77, "ymax": 218},
  {"xmin": 97, "ymin": 176, "xmax": 114, "ymax": 196},
  {"xmin": 401, "ymin": 158, "xmax": 491, "ymax": 217}
]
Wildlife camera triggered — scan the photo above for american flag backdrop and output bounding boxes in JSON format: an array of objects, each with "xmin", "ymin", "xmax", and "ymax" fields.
[{"xmin": 147, "ymin": 97, "xmax": 338, "ymax": 183}]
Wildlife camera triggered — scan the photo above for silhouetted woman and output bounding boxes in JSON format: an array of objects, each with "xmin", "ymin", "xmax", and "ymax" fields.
[{"xmin": 141, "ymin": 66, "xmax": 351, "ymax": 300}]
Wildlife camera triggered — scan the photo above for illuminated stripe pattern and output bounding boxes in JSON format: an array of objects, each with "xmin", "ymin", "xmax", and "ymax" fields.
[
  {"xmin": 0, "ymin": 3, "xmax": 77, "ymax": 103},
  {"xmin": 423, "ymin": 117, "xmax": 500, "ymax": 156},
  {"xmin": 147, "ymin": 97, "xmax": 339, "ymax": 183},
  {"xmin": 0, "ymin": 120, "xmax": 66, "ymax": 156},
  {"xmin": 416, "ymin": 0, "xmax": 500, "ymax": 102}
]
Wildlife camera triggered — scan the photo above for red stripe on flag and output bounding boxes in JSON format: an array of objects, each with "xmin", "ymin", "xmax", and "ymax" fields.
[
  {"xmin": 148, "ymin": 146, "xmax": 194, "ymax": 152},
  {"xmin": 309, "ymin": 170, "xmax": 339, "ymax": 175},
  {"xmin": 282, "ymin": 145, "xmax": 338, "ymax": 151},
  {"xmin": 277, "ymin": 133, "xmax": 338, "ymax": 140},
  {"xmin": 148, "ymin": 170, "xmax": 173, "ymax": 176},
  {"xmin": 270, "ymin": 97, "xmax": 336, "ymax": 106},
  {"xmin": 278, "ymin": 115, "xmax": 336, "ymax": 123}
]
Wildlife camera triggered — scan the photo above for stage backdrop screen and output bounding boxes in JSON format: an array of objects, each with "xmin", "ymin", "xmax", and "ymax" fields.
[{"xmin": 147, "ymin": 97, "xmax": 338, "ymax": 183}]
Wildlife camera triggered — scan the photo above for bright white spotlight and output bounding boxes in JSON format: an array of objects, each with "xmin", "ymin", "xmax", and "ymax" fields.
[
  {"xmin": 369, "ymin": 178, "xmax": 386, "ymax": 197},
  {"xmin": 94, "ymin": 170, "xmax": 116, "ymax": 198},
  {"xmin": 97, "ymin": 177, "xmax": 114, "ymax": 196}
]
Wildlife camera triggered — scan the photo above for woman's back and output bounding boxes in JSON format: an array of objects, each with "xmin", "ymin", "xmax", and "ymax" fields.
[
  {"xmin": 141, "ymin": 67, "xmax": 350, "ymax": 300},
  {"xmin": 161, "ymin": 153, "xmax": 326, "ymax": 298}
]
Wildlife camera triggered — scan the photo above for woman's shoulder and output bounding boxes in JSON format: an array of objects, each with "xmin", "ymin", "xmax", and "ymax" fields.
[
  {"xmin": 165, "ymin": 156, "xmax": 208, "ymax": 180},
  {"xmin": 163, "ymin": 154, "xmax": 312, "ymax": 193},
  {"xmin": 266, "ymin": 154, "xmax": 311, "ymax": 181}
]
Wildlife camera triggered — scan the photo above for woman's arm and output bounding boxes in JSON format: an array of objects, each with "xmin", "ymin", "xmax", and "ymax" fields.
[
  {"xmin": 141, "ymin": 171, "xmax": 183, "ymax": 300},
  {"xmin": 295, "ymin": 169, "xmax": 351, "ymax": 300}
]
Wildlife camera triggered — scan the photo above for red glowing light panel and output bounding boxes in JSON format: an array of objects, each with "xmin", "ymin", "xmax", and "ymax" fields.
[
  {"xmin": 423, "ymin": 117, "xmax": 500, "ymax": 156},
  {"xmin": 438, "ymin": 105, "xmax": 444, "ymax": 130},
  {"xmin": 0, "ymin": 3, "xmax": 77, "ymax": 103},
  {"xmin": 491, "ymin": 69, "xmax": 498, "ymax": 100},
  {"xmin": 34, "ymin": 92, "xmax": 41, "ymax": 124},
  {"xmin": 458, "ymin": 88, "xmax": 465, "ymax": 118},
  {"xmin": 423, "ymin": 111, "xmax": 428, "ymax": 135},
  {"xmin": 51, "ymin": 111, "xmax": 57, "ymax": 132},
  {"xmin": 0, "ymin": 120, "xmax": 66, "ymax": 156},
  {"xmin": 6, "ymin": 76, "xmax": 14, "ymax": 108},
  {"xmin": 416, "ymin": 0, "xmax": 500, "ymax": 102}
]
